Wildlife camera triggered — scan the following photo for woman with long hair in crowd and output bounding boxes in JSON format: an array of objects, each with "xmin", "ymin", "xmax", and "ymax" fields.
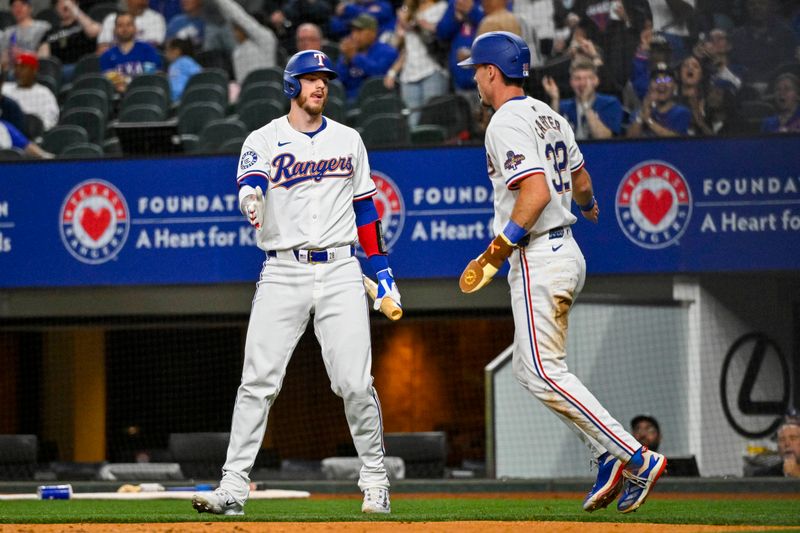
[
  {"xmin": 383, "ymin": 0, "xmax": 449, "ymax": 126},
  {"xmin": 676, "ymin": 53, "xmax": 713, "ymax": 135}
]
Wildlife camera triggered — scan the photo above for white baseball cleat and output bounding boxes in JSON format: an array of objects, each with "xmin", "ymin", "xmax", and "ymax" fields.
[
  {"xmin": 361, "ymin": 487, "xmax": 391, "ymax": 514},
  {"xmin": 617, "ymin": 448, "xmax": 667, "ymax": 513},
  {"xmin": 191, "ymin": 488, "xmax": 244, "ymax": 516}
]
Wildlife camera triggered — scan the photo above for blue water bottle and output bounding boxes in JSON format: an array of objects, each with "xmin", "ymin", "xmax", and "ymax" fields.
[{"xmin": 37, "ymin": 484, "xmax": 73, "ymax": 500}]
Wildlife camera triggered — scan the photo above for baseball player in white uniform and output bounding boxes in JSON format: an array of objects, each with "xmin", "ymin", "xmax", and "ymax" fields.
[
  {"xmin": 192, "ymin": 50, "xmax": 400, "ymax": 516},
  {"xmin": 458, "ymin": 32, "xmax": 667, "ymax": 514}
]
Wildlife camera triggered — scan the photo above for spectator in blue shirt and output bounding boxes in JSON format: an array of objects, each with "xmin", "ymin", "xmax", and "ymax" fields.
[
  {"xmin": 0, "ymin": 118, "xmax": 53, "ymax": 158},
  {"xmin": 165, "ymin": 37, "xmax": 202, "ymax": 101},
  {"xmin": 165, "ymin": 0, "xmax": 206, "ymax": 50},
  {"xmin": 542, "ymin": 58, "xmax": 623, "ymax": 139},
  {"xmin": 329, "ymin": 0, "xmax": 395, "ymax": 40},
  {"xmin": 436, "ymin": 0, "xmax": 482, "ymax": 92},
  {"xmin": 100, "ymin": 12, "xmax": 163, "ymax": 93},
  {"xmin": 151, "ymin": 0, "xmax": 183, "ymax": 23},
  {"xmin": 762, "ymin": 73, "xmax": 800, "ymax": 133},
  {"xmin": 627, "ymin": 62, "xmax": 691, "ymax": 137},
  {"xmin": 335, "ymin": 13, "xmax": 398, "ymax": 101}
]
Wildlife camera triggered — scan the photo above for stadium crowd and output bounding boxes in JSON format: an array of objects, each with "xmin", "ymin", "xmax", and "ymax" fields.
[{"xmin": 0, "ymin": 0, "xmax": 798, "ymax": 157}]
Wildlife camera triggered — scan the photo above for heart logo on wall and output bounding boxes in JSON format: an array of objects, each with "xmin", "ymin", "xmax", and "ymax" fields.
[
  {"xmin": 637, "ymin": 189, "xmax": 673, "ymax": 226},
  {"xmin": 80, "ymin": 207, "xmax": 112, "ymax": 241},
  {"xmin": 60, "ymin": 180, "xmax": 130, "ymax": 265},
  {"xmin": 615, "ymin": 160, "xmax": 692, "ymax": 250}
]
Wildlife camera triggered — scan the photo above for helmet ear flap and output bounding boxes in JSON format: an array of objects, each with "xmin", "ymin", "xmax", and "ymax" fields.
[{"xmin": 283, "ymin": 73, "xmax": 300, "ymax": 99}]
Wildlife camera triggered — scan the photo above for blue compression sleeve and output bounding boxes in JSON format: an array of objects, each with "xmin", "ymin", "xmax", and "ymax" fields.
[{"xmin": 353, "ymin": 197, "xmax": 379, "ymax": 226}]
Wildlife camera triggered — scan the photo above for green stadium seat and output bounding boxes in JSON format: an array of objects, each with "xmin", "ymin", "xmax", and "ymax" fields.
[
  {"xmin": 180, "ymin": 83, "xmax": 227, "ymax": 109},
  {"xmin": 184, "ymin": 69, "xmax": 229, "ymax": 94},
  {"xmin": 360, "ymin": 94, "xmax": 405, "ymax": 118},
  {"xmin": 357, "ymin": 76, "xmax": 395, "ymax": 105},
  {"xmin": 324, "ymin": 97, "xmax": 346, "ymax": 124},
  {"xmin": 61, "ymin": 142, "xmax": 105, "ymax": 157},
  {"xmin": 37, "ymin": 56, "xmax": 62, "ymax": 92},
  {"xmin": 178, "ymin": 101, "xmax": 225, "ymax": 135},
  {"xmin": 117, "ymin": 103, "xmax": 168, "ymax": 122},
  {"xmin": 41, "ymin": 125, "xmax": 89, "ymax": 154},
  {"xmin": 237, "ymin": 82, "xmax": 285, "ymax": 111},
  {"xmin": 361, "ymin": 113, "xmax": 409, "ymax": 148},
  {"xmin": 196, "ymin": 118, "xmax": 248, "ymax": 153},
  {"xmin": 417, "ymin": 94, "xmax": 472, "ymax": 141},
  {"xmin": 59, "ymin": 107, "xmax": 106, "ymax": 143},
  {"xmin": 127, "ymin": 73, "xmax": 171, "ymax": 101},
  {"xmin": 241, "ymin": 67, "xmax": 284, "ymax": 90},
  {"xmin": 121, "ymin": 86, "xmax": 169, "ymax": 114},
  {"xmin": 63, "ymin": 88, "xmax": 110, "ymax": 119},
  {"xmin": 69, "ymin": 73, "xmax": 115, "ymax": 102},
  {"xmin": 328, "ymin": 80, "xmax": 345, "ymax": 102},
  {"xmin": 235, "ymin": 99, "xmax": 284, "ymax": 132},
  {"xmin": 72, "ymin": 53, "xmax": 101, "ymax": 80},
  {"xmin": 410, "ymin": 124, "xmax": 447, "ymax": 146}
]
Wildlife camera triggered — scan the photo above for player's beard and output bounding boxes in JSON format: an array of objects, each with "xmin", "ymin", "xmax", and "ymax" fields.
[
  {"xmin": 477, "ymin": 86, "xmax": 489, "ymax": 107},
  {"xmin": 297, "ymin": 91, "xmax": 328, "ymax": 116}
]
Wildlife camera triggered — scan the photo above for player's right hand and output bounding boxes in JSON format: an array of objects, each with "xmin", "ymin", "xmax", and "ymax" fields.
[
  {"xmin": 242, "ymin": 186, "xmax": 264, "ymax": 230},
  {"xmin": 459, "ymin": 234, "xmax": 514, "ymax": 293}
]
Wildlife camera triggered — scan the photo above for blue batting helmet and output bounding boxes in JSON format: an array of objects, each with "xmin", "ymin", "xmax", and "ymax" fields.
[
  {"xmin": 457, "ymin": 31, "xmax": 530, "ymax": 79},
  {"xmin": 283, "ymin": 50, "xmax": 338, "ymax": 99}
]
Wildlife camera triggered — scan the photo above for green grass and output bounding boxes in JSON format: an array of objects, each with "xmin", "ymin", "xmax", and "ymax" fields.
[{"xmin": 0, "ymin": 497, "xmax": 799, "ymax": 525}]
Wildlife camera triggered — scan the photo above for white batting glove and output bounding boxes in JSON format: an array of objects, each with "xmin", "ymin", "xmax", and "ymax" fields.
[
  {"xmin": 241, "ymin": 186, "xmax": 264, "ymax": 230},
  {"xmin": 374, "ymin": 268, "xmax": 401, "ymax": 311}
]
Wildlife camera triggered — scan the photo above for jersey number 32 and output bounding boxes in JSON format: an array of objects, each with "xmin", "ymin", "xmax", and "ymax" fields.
[{"xmin": 545, "ymin": 140, "xmax": 570, "ymax": 194}]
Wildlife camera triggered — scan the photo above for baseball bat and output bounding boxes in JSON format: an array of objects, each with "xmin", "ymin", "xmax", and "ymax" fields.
[{"xmin": 362, "ymin": 275, "xmax": 403, "ymax": 321}]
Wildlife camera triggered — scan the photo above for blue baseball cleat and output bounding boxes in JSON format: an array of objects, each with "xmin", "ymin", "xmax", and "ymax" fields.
[
  {"xmin": 617, "ymin": 448, "xmax": 667, "ymax": 513},
  {"xmin": 583, "ymin": 452, "xmax": 624, "ymax": 512}
]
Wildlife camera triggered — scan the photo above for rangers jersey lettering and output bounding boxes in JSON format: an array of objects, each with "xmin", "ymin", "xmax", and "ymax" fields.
[{"xmin": 269, "ymin": 153, "xmax": 354, "ymax": 188}]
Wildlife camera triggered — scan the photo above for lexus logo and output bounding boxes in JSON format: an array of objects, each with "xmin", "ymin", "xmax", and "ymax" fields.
[{"xmin": 720, "ymin": 333, "xmax": 790, "ymax": 438}]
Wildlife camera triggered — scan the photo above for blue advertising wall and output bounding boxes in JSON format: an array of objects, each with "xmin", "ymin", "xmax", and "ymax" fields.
[{"xmin": 0, "ymin": 135, "xmax": 798, "ymax": 288}]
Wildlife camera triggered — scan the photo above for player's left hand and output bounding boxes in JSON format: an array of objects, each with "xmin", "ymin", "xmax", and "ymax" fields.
[
  {"xmin": 459, "ymin": 234, "xmax": 514, "ymax": 293},
  {"xmin": 374, "ymin": 268, "xmax": 401, "ymax": 311},
  {"xmin": 581, "ymin": 199, "xmax": 599, "ymax": 224}
]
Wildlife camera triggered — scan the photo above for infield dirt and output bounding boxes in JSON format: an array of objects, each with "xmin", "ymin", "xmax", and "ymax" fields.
[{"xmin": 2, "ymin": 522, "xmax": 800, "ymax": 533}]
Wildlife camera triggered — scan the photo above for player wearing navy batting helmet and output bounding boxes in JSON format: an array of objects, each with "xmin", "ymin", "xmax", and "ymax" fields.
[
  {"xmin": 192, "ymin": 48, "xmax": 400, "ymax": 517},
  {"xmin": 457, "ymin": 30, "xmax": 530, "ymax": 80},
  {"xmin": 282, "ymin": 49, "xmax": 338, "ymax": 99},
  {"xmin": 458, "ymin": 31, "xmax": 667, "ymax": 514}
]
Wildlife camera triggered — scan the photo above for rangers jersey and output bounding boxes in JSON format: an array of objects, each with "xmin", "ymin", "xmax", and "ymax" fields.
[
  {"xmin": 485, "ymin": 95, "xmax": 585, "ymax": 237},
  {"xmin": 236, "ymin": 116, "xmax": 377, "ymax": 251}
]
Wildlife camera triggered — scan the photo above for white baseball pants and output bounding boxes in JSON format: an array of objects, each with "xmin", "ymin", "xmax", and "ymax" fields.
[
  {"xmin": 220, "ymin": 254, "xmax": 389, "ymax": 504},
  {"xmin": 507, "ymin": 227, "xmax": 641, "ymax": 462}
]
